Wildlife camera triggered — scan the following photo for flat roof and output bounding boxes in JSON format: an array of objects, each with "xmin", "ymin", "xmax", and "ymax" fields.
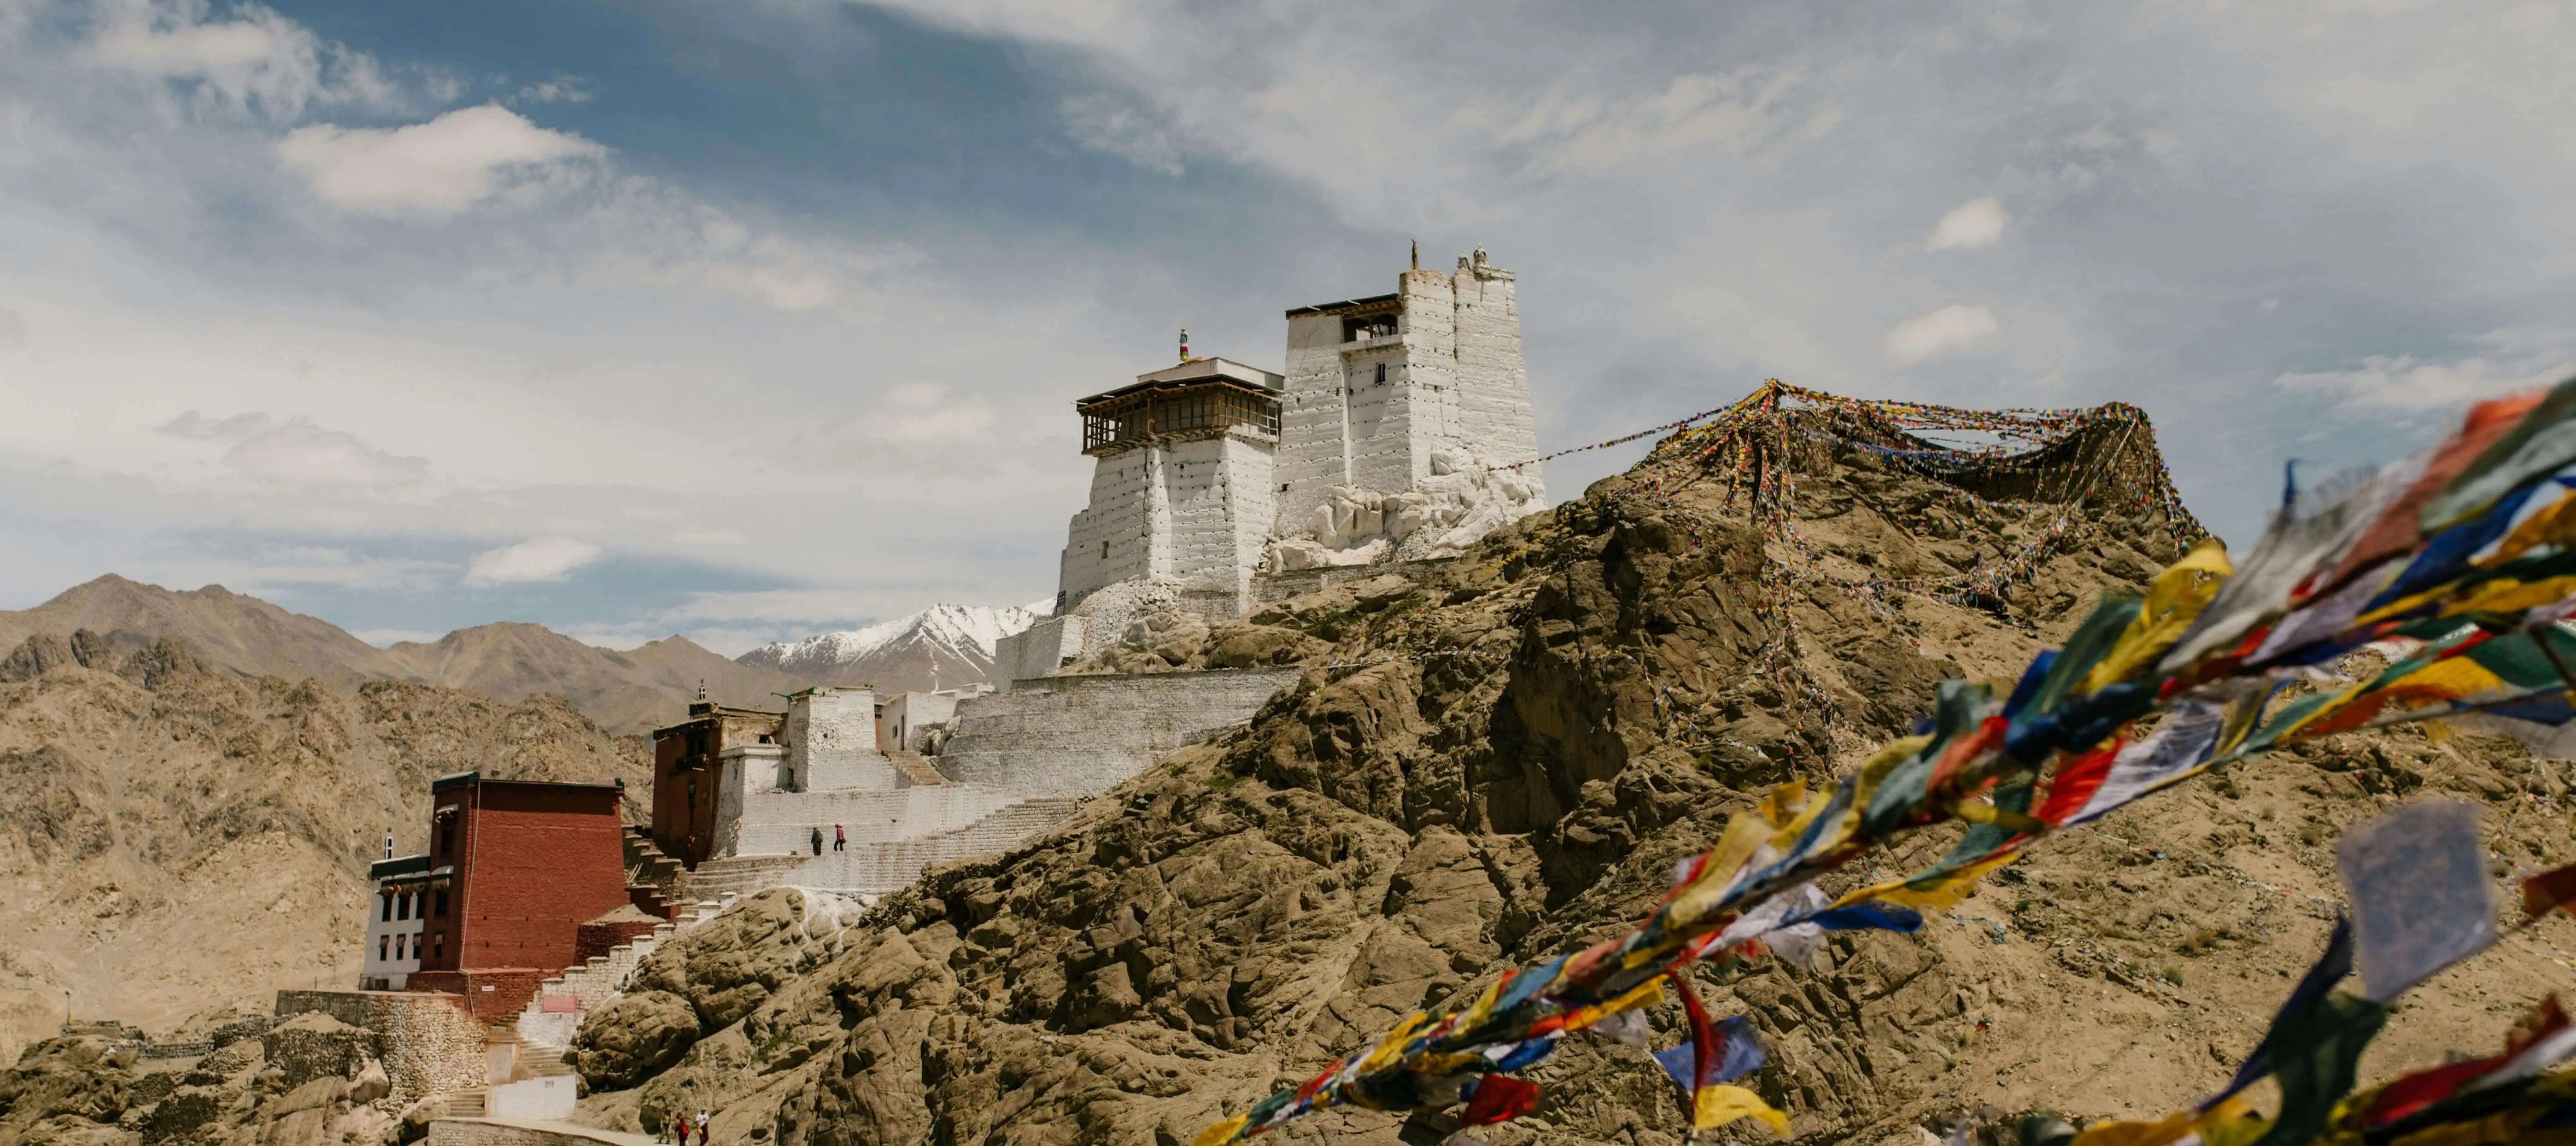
[
  {"xmin": 1130, "ymin": 357, "xmax": 1282, "ymax": 389},
  {"xmin": 1284, "ymin": 292, "xmax": 1399, "ymax": 318},
  {"xmin": 1077, "ymin": 357, "xmax": 1285, "ymax": 409},
  {"xmin": 369, "ymin": 854, "xmax": 432, "ymax": 879},
  {"xmin": 430, "ymin": 771, "xmax": 623, "ymax": 794}
]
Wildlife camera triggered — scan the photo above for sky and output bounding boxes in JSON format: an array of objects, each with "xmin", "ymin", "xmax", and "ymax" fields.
[{"xmin": 3, "ymin": 0, "xmax": 2574, "ymax": 655}]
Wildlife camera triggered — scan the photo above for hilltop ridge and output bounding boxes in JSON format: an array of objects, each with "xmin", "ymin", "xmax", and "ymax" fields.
[{"xmin": 0, "ymin": 579, "xmax": 804, "ymax": 734}]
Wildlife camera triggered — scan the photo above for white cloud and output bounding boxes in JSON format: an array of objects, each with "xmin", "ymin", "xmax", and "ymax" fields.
[
  {"xmin": 1497, "ymin": 69, "xmax": 1830, "ymax": 175},
  {"xmin": 462, "ymin": 537, "xmax": 601, "ymax": 586},
  {"xmin": 2273, "ymin": 336, "xmax": 2575, "ymax": 413},
  {"xmin": 1926, "ymin": 196, "xmax": 2007, "ymax": 251},
  {"xmin": 1883, "ymin": 304, "xmax": 2001, "ymax": 366},
  {"xmin": 87, "ymin": 0, "xmax": 391, "ymax": 120},
  {"xmin": 275, "ymin": 104, "xmax": 605, "ymax": 218},
  {"xmin": 515, "ymin": 76, "xmax": 593, "ymax": 105},
  {"xmin": 157, "ymin": 410, "xmax": 429, "ymax": 485},
  {"xmin": 1060, "ymin": 93, "xmax": 1182, "ymax": 175},
  {"xmin": 871, "ymin": 381, "xmax": 993, "ymax": 442}
]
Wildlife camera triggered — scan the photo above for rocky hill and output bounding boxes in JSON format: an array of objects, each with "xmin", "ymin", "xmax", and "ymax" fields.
[
  {"xmin": 0, "ymin": 578, "xmax": 809, "ymax": 735},
  {"xmin": 9, "ymin": 392, "xmax": 2576, "ymax": 1146},
  {"xmin": 0, "ymin": 577, "xmax": 386, "ymax": 692},
  {"xmin": 738, "ymin": 602, "xmax": 1043, "ymax": 694},
  {"xmin": 531, "ymin": 401, "xmax": 2568, "ymax": 1146},
  {"xmin": 0, "ymin": 636, "xmax": 650, "ymax": 1070}
]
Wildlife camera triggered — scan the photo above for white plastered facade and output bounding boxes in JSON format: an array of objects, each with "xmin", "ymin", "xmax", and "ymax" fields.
[
  {"xmin": 1042, "ymin": 249, "xmax": 1546, "ymax": 637},
  {"xmin": 1275, "ymin": 252, "xmax": 1544, "ymax": 543}
]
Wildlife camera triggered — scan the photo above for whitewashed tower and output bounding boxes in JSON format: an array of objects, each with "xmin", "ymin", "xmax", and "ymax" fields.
[
  {"xmin": 1055, "ymin": 357, "xmax": 1283, "ymax": 618},
  {"xmin": 1274, "ymin": 247, "xmax": 1544, "ymax": 539}
]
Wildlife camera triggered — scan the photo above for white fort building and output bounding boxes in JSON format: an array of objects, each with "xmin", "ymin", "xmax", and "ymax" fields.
[{"xmin": 1040, "ymin": 247, "xmax": 1547, "ymax": 640}]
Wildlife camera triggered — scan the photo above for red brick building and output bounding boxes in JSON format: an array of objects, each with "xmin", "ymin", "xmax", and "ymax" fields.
[{"xmin": 403, "ymin": 771, "xmax": 634, "ymax": 1021}]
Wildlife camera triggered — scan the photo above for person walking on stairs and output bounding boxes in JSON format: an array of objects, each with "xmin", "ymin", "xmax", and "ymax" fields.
[
  {"xmin": 809, "ymin": 825, "xmax": 822, "ymax": 856},
  {"xmin": 833, "ymin": 824, "xmax": 845, "ymax": 851}
]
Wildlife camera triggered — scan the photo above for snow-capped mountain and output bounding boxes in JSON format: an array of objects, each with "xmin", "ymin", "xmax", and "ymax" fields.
[{"xmin": 735, "ymin": 602, "xmax": 1046, "ymax": 695}]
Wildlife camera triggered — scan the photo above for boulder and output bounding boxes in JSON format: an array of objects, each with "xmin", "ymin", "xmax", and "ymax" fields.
[
  {"xmin": 343, "ymin": 1059, "xmax": 389, "ymax": 1105},
  {"xmin": 573, "ymin": 991, "xmax": 702, "ymax": 1092},
  {"xmin": 1204, "ymin": 623, "xmax": 1328, "ymax": 669}
]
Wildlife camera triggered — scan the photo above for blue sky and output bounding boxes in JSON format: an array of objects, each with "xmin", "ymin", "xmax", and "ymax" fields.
[{"xmin": 3, "ymin": 0, "xmax": 2573, "ymax": 654}]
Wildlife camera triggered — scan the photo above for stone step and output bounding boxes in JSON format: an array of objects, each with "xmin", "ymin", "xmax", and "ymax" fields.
[
  {"xmin": 445, "ymin": 1090, "xmax": 486, "ymax": 1118},
  {"xmin": 884, "ymin": 749, "xmax": 950, "ymax": 786}
]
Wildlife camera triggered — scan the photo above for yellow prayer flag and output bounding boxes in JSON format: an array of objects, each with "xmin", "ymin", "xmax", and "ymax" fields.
[
  {"xmin": 1692, "ymin": 1085, "xmax": 1790, "ymax": 1135},
  {"xmin": 1356, "ymin": 1013, "xmax": 1429, "ymax": 1073},
  {"xmin": 1189, "ymin": 1115, "xmax": 1248, "ymax": 1146},
  {"xmin": 1840, "ymin": 849, "xmax": 2023, "ymax": 911},
  {"xmin": 2082, "ymin": 539, "xmax": 2232, "ymax": 696}
]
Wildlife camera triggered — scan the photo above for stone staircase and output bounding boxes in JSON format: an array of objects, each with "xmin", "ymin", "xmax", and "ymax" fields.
[
  {"xmin": 512, "ymin": 897, "xmax": 736, "ymax": 1053},
  {"xmin": 444, "ymin": 1090, "xmax": 486, "ymax": 1118},
  {"xmin": 885, "ymin": 748, "xmax": 950, "ymax": 786},
  {"xmin": 623, "ymin": 827, "xmax": 686, "ymax": 900}
]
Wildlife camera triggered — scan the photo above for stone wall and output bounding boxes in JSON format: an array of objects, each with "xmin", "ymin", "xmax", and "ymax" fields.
[
  {"xmin": 1451, "ymin": 259, "xmax": 1542, "ymax": 495},
  {"xmin": 1061, "ymin": 428, "xmax": 1276, "ymax": 615},
  {"xmin": 273, "ymin": 990, "xmax": 486, "ymax": 1104},
  {"xmin": 784, "ymin": 687, "xmax": 895, "ymax": 791},
  {"xmin": 935, "ymin": 668, "xmax": 1300, "ymax": 797},
  {"xmin": 427, "ymin": 1118, "xmax": 630, "ymax": 1146},
  {"xmin": 993, "ymin": 617, "xmax": 1085, "ymax": 689},
  {"xmin": 1274, "ymin": 254, "xmax": 1543, "ymax": 540},
  {"xmin": 406, "ymin": 969, "xmax": 547, "ymax": 1025},
  {"xmin": 726, "ymin": 783, "xmax": 1025, "ymax": 856}
]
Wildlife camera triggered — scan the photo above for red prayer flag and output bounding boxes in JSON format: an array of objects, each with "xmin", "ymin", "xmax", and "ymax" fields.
[
  {"xmin": 2035, "ymin": 740, "xmax": 2121, "ymax": 827},
  {"xmin": 1458, "ymin": 1075, "xmax": 1540, "ymax": 1127},
  {"xmin": 2524, "ymin": 863, "xmax": 2576, "ymax": 919}
]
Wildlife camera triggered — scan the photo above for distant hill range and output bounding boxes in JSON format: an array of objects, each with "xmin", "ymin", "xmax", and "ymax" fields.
[
  {"xmin": 0, "ymin": 575, "xmax": 1048, "ymax": 735},
  {"xmin": 0, "ymin": 576, "xmax": 805, "ymax": 735},
  {"xmin": 735, "ymin": 602, "xmax": 1043, "ymax": 695}
]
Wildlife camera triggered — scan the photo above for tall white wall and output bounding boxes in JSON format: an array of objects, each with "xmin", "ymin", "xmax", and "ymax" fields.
[
  {"xmin": 1452, "ymin": 261, "xmax": 1542, "ymax": 497},
  {"xmin": 785, "ymin": 688, "xmax": 898, "ymax": 792},
  {"xmin": 1274, "ymin": 252, "xmax": 1544, "ymax": 536},
  {"xmin": 1058, "ymin": 427, "xmax": 1275, "ymax": 614},
  {"xmin": 1277, "ymin": 311, "xmax": 1357, "ymax": 532},
  {"xmin": 994, "ymin": 616, "xmax": 1086, "ymax": 690},
  {"xmin": 1061, "ymin": 446, "xmax": 1156, "ymax": 601}
]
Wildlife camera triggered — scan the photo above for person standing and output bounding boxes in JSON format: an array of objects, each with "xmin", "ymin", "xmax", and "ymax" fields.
[
  {"xmin": 697, "ymin": 1111, "xmax": 711, "ymax": 1143},
  {"xmin": 833, "ymin": 824, "xmax": 845, "ymax": 852},
  {"xmin": 810, "ymin": 826, "xmax": 822, "ymax": 856}
]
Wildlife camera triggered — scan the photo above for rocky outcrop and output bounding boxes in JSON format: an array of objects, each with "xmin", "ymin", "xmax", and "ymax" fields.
[
  {"xmin": 573, "ymin": 992, "xmax": 701, "ymax": 1092},
  {"xmin": 535, "ymin": 416, "xmax": 2576, "ymax": 1146}
]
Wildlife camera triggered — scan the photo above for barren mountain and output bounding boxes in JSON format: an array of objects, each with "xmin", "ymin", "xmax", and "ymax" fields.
[
  {"xmin": 0, "ymin": 579, "xmax": 811, "ymax": 735},
  {"xmin": 376, "ymin": 625, "xmax": 806, "ymax": 735},
  {"xmin": 738, "ymin": 603, "xmax": 1041, "ymax": 694},
  {"xmin": 0, "ymin": 634, "xmax": 651, "ymax": 1069},
  {"xmin": 0, "ymin": 576, "xmax": 385, "ymax": 691}
]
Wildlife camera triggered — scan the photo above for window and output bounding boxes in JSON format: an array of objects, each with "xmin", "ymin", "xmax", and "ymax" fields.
[
  {"xmin": 396, "ymin": 893, "xmax": 408, "ymax": 921},
  {"xmin": 378, "ymin": 936, "xmax": 388, "ymax": 961},
  {"xmin": 434, "ymin": 889, "xmax": 449, "ymax": 917},
  {"xmin": 1375, "ymin": 363, "xmax": 1387, "ymax": 385},
  {"xmin": 1101, "ymin": 540, "xmax": 1111, "ymax": 559},
  {"xmin": 437, "ymin": 819, "xmax": 453, "ymax": 857},
  {"xmin": 380, "ymin": 894, "xmax": 393, "ymax": 922},
  {"xmin": 431, "ymin": 934, "xmax": 443, "ymax": 962}
]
